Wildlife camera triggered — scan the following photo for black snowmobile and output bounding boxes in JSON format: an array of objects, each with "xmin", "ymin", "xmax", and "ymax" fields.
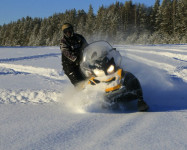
[{"xmin": 80, "ymin": 41, "xmax": 149, "ymax": 111}]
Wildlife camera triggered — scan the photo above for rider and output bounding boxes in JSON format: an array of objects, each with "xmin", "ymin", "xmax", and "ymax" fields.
[{"xmin": 60, "ymin": 23, "xmax": 88, "ymax": 86}]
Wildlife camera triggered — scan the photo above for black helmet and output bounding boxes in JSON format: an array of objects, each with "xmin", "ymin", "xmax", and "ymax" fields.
[{"xmin": 62, "ymin": 23, "xmax": 74, "ymax": 38}]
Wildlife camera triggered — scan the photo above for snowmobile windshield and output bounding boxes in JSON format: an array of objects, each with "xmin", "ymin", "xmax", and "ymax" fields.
[{"xmin": 80, "ymin": 41, "xmax": 122, "ymax": 77}]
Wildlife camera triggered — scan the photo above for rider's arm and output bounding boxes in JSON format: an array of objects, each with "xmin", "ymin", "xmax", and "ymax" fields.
[{"xmin": 60, "ymin": 40, "xmax": 77, "ymax": 62}]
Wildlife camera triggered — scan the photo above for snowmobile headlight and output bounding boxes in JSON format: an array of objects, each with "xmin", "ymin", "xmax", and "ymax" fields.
[
  {"xmin": 83, "ymin": 56, "xmax": 86, "ymax": 62},
  {"xmin": 93, "ymin": 69, "xmax": 105, "ymax": 77},
  {"xmin": 107, "ymin": 65, "xmax": 115, "ymax": 74}
]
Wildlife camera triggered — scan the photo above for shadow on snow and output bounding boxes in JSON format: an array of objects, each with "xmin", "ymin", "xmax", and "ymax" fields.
[{"xmin": 143, "ymin": 76, "xmax": 187, "ymax": 113}]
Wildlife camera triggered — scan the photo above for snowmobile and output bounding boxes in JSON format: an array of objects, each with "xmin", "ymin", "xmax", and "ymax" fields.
[{"xmin": 80, "ymin": 41, "xmax": 149, "ymax": 111}]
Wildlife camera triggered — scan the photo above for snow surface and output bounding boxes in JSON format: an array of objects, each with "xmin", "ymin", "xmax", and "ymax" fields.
[{"xmin": 0, "ymin": 44, "xmax": 187, "ymax": 150}]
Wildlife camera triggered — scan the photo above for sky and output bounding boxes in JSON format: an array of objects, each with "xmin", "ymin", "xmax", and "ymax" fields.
[{"xmin": 0, "ymin": 0, "xmax": 157, "ymax": 26}]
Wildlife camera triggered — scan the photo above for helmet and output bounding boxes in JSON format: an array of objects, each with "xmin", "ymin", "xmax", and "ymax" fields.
[
  {"xmin": 62, "ymin": 23, "xmax": 74, "ymax": 38},
  {"xmin": 62, "ymin": 23, "xmax": 73, "ymax": 31}
]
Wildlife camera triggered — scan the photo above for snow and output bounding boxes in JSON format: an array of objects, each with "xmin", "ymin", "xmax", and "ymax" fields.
[{"xmin": 0, "ymin": 44, "xmax": 187, "ymax": 150}]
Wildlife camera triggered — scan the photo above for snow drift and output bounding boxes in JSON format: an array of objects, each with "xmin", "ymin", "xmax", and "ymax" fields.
[{"xmin": 0, "ymin": 44, "xmax": 187, "ymax": 150}]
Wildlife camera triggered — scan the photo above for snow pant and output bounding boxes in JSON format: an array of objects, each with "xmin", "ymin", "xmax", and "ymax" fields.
[{"xmin": 62, "ymin": 60, "xmax": 85, "ymax": 86}]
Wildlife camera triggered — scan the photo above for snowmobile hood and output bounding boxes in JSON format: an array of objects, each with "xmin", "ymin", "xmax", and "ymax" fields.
[
  {"xmin": 88, "ymin": 69, "xmax": 123, "ymax": 93},
  {"xmin": 80, "ymin": 41, "xmax": 122, "ymax": 78}
]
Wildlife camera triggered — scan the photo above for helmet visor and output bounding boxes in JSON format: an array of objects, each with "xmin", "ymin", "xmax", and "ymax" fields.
[{"xmin": 63, "ymin": 27, "xmax": 73, "ymax": 38}]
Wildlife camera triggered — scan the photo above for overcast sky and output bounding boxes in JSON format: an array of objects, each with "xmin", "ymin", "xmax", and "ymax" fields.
[{"xmin": 0, "ymin": 0, "xmax": 158, "ymax": 25}]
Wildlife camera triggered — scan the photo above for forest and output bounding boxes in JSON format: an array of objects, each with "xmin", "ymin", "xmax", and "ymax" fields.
[{"xmin": 0, "ymin": 0, "xmax": 186, "ymax": 46}]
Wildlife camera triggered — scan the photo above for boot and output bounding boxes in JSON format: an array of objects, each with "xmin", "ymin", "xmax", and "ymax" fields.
[{"xmin": 137, "ymin": 99, "xmax": 149, "ymax": 112}]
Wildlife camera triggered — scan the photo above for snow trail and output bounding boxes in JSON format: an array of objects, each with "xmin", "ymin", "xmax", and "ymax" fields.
[
  {"xmin": 125, "ymin": 53, "xmax": 187, "ymax": 82},
  {"xmin": 123, "ymin": 48, "xmax": 187, "ymax": 61},
  {"xmin": 116, "ymin": 45, "xmax": 187, "ymax": 83},
  {"xmin": 0, "ymin": 63, "xmax": 63, "ymax": 80}
]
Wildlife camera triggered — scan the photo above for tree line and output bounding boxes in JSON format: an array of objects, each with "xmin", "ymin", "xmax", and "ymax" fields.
[{"xmin": 0, "ymin": 0, "xmax": 186, "ymax": 46}]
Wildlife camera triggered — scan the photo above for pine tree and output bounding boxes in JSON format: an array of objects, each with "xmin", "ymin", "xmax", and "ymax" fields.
[
  {"xmin": 108, "ymin": 2, "xmax": 124, "ymax": 42},
  {"xmin": 160, "ymin": 0, "xmax": 173, "ymax": 35},
  {"xmin": 123, "ymin": 0, "xmax": 136, "ymax": 33},
  {"xmin": 150, "ymin": 0, "xmax": 160, "ymax": 32},
  {"xmin": 64, "ymin": 9, "xmax": 77, "ymax": 27},
  {"xmin": 94, "ymin": 5, "xmax": 106, "ymax": 40},
  {"xmin": 176, "ymin": 0, "xmax": 187, "ymax": 36},
  {"xmin": 137, "ymin": 4, "xmax": 147, "ymax": 31},
  {"xmin": 85, "ymin": 5, "xmax": 95, "ymax": 40},
  {"xmin": 76, "ymin": 10, "xmax": 86, "ymax": 35},
  {"xmin": 172, "ymin": 0, "xmax": 177, "ymax": 35},
  {"xmin": 155, "ymin": 0, "xmax": 173, "ymax": 35},
  {"xmin": 36, "ymin": 19, "xmax": 47, "ymax": 46}
]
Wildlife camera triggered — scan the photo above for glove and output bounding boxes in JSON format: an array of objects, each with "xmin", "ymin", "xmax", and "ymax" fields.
[
  {"xmin": 63, "ymin": 50, "xmax": 77, "ymax": 62},
  {"xmin": 70, "ymin": 54, "xmax": 77, "ymax": 62}
]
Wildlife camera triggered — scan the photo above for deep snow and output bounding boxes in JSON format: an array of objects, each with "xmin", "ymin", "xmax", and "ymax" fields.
[{"xmin": 0, "ymin": 44, "xmax": 187, "ymax": 150}]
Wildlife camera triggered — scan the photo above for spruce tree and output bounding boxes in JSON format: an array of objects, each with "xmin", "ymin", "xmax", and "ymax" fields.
[
  {"xmin": 85, "ymin": 5, "xmax": 95, "ymax": 40},
  {"xmin": 94, "ymin": 5, "xmax": 106, "ymax": 40},
  {"xmin": 150, "ymin": 0, "xmax": 160, "ymax": 32},
  {"xmin": 76, "ymin": 10, "xmax": 86, "ymax": 35},
  {"xmin": 160, "ymin": 0, "xmax": 173, "ymax": 35},
  {"xmin": 176, "ymin": 0, "xmax": 187, "ymax": 36},
  {"xmin": 0, "ymin": 0, "xmax": 186, "ymax": 45}
]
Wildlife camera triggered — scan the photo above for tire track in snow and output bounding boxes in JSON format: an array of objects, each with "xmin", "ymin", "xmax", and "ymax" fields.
[
  {"xmin": 22, "ymin": 115, "xmax": 99, "ymax": 150},
  {"xmin": 25, "ymin": 113, "xmax": 146, "ymax": 150},
  {"xmin": 116, "ymin": 45, "xmax": 187, "ymax": 53},
  {"xmin": 0, "ymin": 63, "xmax": 64, "ymax": 80},
  {"xmin": 123, "ymin": 49, "xmax": 187, "ymax": 62},
  {"xmin": 0, "ymin": 63, "xmax": 66, "ymax": 104},
  {"xmin": 125, "ymin": 53, "xmax": 187, "ymax": 82},
  {"xmin": 87, "ymin": 113, "xmax": 144, "ymax": 149}
]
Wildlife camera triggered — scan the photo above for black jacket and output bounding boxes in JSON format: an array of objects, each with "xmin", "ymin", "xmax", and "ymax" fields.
[{"xmin": 60, "ymin": 33, "xmax": 88, "ymax": 66}]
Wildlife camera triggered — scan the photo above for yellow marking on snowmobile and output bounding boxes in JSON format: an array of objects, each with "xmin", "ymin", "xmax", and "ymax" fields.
[
  {"xmin": 88, "ymin": 77, "xmax": 96, "ymax": 85},
  {"xmin": 105, "ymin": 84, "xmax": 121, "ymax": 92},
  {"xmin": 105, "ymin": 77, "xmax": 115, "ymax": 82},
  {"xmin": 117, "ymin": 69, "xmax": 122, "ymax": 80},
  {"xmin": 105, "ymin": 69, "xmax": 122, "ymax": 92}
]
